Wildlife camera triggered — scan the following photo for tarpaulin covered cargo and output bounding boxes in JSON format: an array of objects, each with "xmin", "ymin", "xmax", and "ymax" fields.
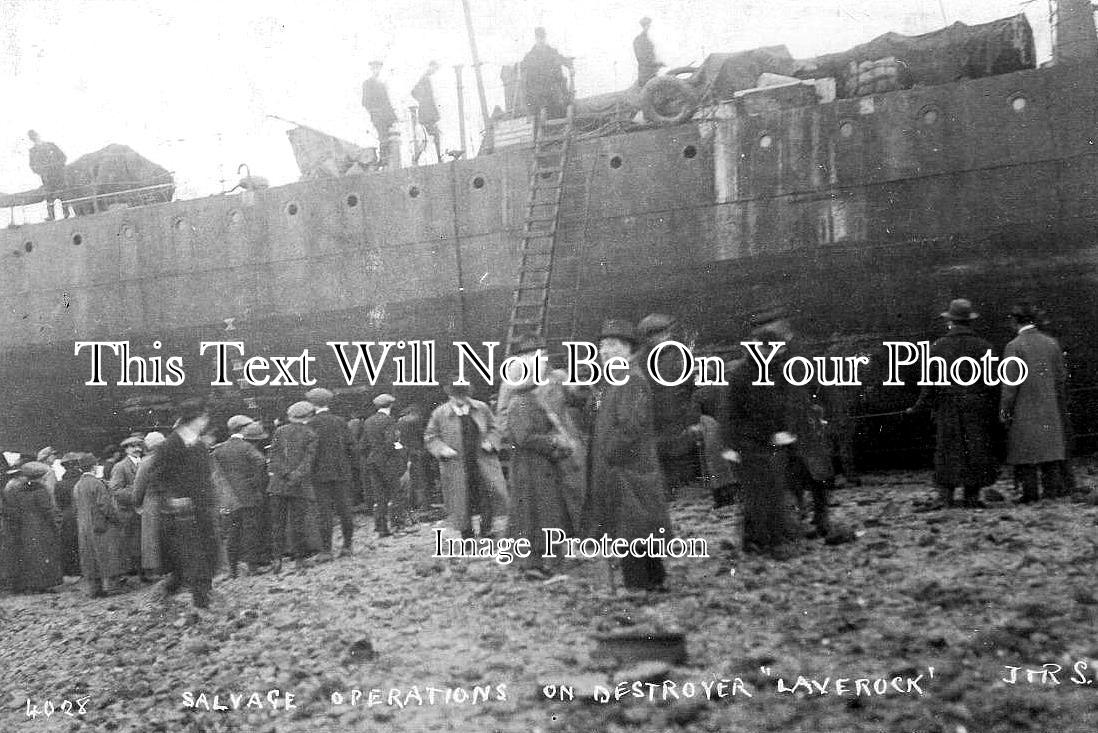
[
  {"xmin": 800, "ymin": 13, "xmax": 1035, "ymax": 98},
  {"xmin": 63, "ymin": 144, "xmax": 174, "ymax": 215},
  {"xmin": 285, "ymin": 126, "xmax": 377, "ymax": 180}
]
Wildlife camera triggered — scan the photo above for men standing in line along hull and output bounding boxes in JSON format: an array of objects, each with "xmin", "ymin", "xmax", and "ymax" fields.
[
  {"xmin": 908, "ymin": 299, "xmax": 998, "ymax": 509},
  {"xmin": 1000, "ymin": 302, "xmax": 1068, "ymax": 502}
]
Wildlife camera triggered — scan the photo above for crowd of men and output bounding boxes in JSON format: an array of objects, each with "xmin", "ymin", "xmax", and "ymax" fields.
[{"xmin": 0, "ymin": 298, "xmax": 1077, "ymax": 605}]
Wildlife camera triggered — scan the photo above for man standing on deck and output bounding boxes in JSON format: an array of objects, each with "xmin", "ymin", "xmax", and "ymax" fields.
[
  {"xmin": 411, "ymin": 60, "xmax": 443, "ymax": 164},
  {"xmin": 521, "ymin": 27, "xmax": 571, "ymax": 122},
  {"xmin": 27, "ymin": 130, "xmax": 69, "ymax": 221},
  {"xmin": 362, "ymin": 61, "xmax": 398, "ymax": 167},
  {"xmin": 633, "ymin": 17, "xmax": 664, "ymax": 87}
]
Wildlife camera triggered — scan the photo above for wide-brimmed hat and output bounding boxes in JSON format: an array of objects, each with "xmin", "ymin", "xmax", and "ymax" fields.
[
  {"xmin": 373, "ymin": 393, "xmax": 396, "ymax": 407},
  {"xmin": 241, "ymin": 422, "xmax": 269, "ymax": 441},
  {"xmin": 305, "ymin": 387, "xmax": 335, "ymax": 407},
  {"xmin": 287, "ymin": 401, "xmax": 315, "ymax": 420},
  {"xmin": 597, "ymin": 319, "xmax": 638, "ymax": 346},
  {"xmin": 19, "ymin": 461, "xmax": 51, "ymax": 479},
  {"xmin": 36, "ymin": 446, "xmax": 56, "ymax": 462},
  {"xmin": 637, "ymin": 313, "xmax": 677, "ymax": 340},
  {"xmin": 120, "ymin": 436, "xmax": 145, "ymax": 449},
  {"xmin": 226, "ymin": 414, "xmax": 256, "ymax": 432},
  {"xmin": 941, "ymin": 298, "xmax": 979, "ymax": 321}
]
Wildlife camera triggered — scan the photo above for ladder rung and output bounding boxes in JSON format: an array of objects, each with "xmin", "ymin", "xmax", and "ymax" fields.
[{"xmin": 535, "ymin": 166, "xmax": 563, "ymax": 175}]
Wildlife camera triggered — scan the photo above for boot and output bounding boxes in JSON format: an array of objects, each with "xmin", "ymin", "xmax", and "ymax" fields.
[
  {"xmin": 962, "ymin": 486, "xmax": 986, "ymax": 509},
  {"xmin": 270, "ymin": 558, "xmax": 282, "ymax": 574}
]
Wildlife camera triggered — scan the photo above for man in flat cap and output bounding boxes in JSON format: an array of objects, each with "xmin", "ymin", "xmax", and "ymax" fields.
[
  {"xmin": 633, "ymin": 17, "xmax": 663, "ymax": 88},
  {"xmin": 268, "ymin": 401, "xmax": 318, "ymax": 573},
  {"xmin": 109, "ymin": 436, "xmax": 145, "ymax": 579},
  {"xmin": 362, "ymin": 60, "xmax": 398, "ymax": 168},
  {"xmin": 306, "ymin": 388, "xmax": 357, "ymax": 558},
  {"xmin": 212, "ymin": 415, "xmax": 268, "ymax": 576},
  {"xmin": 359, "ymin": 393, "xmax": 402, "ymax": 537},
  {"xmin": 636, "ymin": 313, "xmax": 701, "ymax": 493},
  {"xmin": 73, "ymin": 453, "xmax": 122, "ymax": 598},
  {"xmin": 908, "ymin": 299, "xmax": 998, "ymax": 508},
  {"xmin": 1000, "ymin": 302, "xmax": 1067, "ymax": 503}
]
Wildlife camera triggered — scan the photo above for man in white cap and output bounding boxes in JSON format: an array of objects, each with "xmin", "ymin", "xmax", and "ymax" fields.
[
  {"xmin": 268, "ymin": 401, "xmax": 318, "ymax": 572},
  {"xmin": 109, "ymin": 436, "xmax": 146, "ymax": 579},
  {"xmin": 358, "ymin": 393, "xmax": 402, "ymax": 537},
  {"xmin": 306, "ymin": 388, "xmax": 357, "ymax": 559}
]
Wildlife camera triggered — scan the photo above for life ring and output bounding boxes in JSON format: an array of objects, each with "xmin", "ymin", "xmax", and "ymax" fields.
[{"xmin": 641, "ymin": 73, "xmax": 701, "ymax": 126}]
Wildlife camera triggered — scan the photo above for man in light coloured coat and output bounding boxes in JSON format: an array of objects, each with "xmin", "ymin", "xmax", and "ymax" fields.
[{"xmin": 1000, "ymin": 302, "xmax": 1067, "ymax": 502}]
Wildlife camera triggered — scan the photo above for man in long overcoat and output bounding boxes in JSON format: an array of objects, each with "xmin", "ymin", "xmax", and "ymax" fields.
[
  {"xmin": 425, "ymin": 382, "xmax": 507, "ymax": 539},
  {"xmin": 1000, "ymin": 302, "xmax": 1067, "ymax": 502},
  {"xmin": 54, "ymin": 452, "xmax": 83, "ymax": 575},
  {"xmin": 133, "ymin": 432, "xmax": 166, "ymax": 577},
  {"xmin": 109, "ymin": 435, "xmax": 145, "ymax": 577},
  {"xmin": 2, "ymin": 462, "xmax": 62, "ymax": 593},
  {"xmin": 909, "ymin": 299, "xmax": 998, "ymax": 508},
  {"xmin": 362, "ymin": 61, "xmax": 398, "ymax": 167},
  {"xmin": 636, "ymin": 313, "xmax": 702, "ymax": 494},
  {"xmin": 360, "ymin": 393, "xmax": 403, "ymax": 537},
  {"xmin": 521, "ymin": 27, "xmax": 571, "ymax": 121},
  {"xmin": 73, "ymin": 453, "xmax": 122, "ymax": 597},
  {"xmin": 727, "ymin": 309, "xmax": 811, "ymax": 556},
  {"xmin": 306, "ymin": 389, "xmax": 356, "ymax": 557},
  {"xmin": 269, "ymin": 402, "xmax": 318, "ymax": 572},
  {"xmin": 506, "ymin": 337, "xmax": 576, "ymax": 578},
  {"xmin": 213, "ymin": 416, "xmax": 269, "ymax": 575},
  {"xmin": 584, "ymin": 320, "xmax": 672, "ymax": 590},
  {"xmin": 633, "ymin": 17, "xmax": 663, "ymax": 87},
  {"xmin": 150, "ymin": 400, "xmax": 219, "ymax": 608}
]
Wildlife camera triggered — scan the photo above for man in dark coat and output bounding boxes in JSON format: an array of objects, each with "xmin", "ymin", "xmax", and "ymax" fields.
[
  {"xmin": 585, "ymin": 320, "xmax": 671, "ymax": 591},
  {"xmin": 268, "ymin": 402, "xmax": 318, "ymax": 573},
  {"xmin": 359, "ymin": 393, "xmax": 402, "ymax": 537},
  {"xmin": 212, "ymin": 415, "xmax": 269, "ymax": 575},
  {"xmin": 28, "ymin": 129, "xmax": 69, "ymax": 221},
  {"xmin": 397, "ymin": 404, "xmax": 432, "ymax": 511},
  {"xmin": 306, "ymin": 388, "xmax": 356, "ymax": 558},
  {"xmin": 636, "ymin": 313, "xmax": 701, "ymax": 494},
  {"xmin": 633, "ymin": 17, "xmax": 663, "ymax": 87},
  {"xmin": 149, "ymin": 399, "xmax": 219, "ymax": 608},
  {"xmin": 727, "ymin": 308, "xmax": 816, "ymax": 555},
  {"xmin": 54, "ymin": 452, "xmax": 82, "ymax": 575},
  {"xmin": 108, "ymin": 436, "xmax": 145, "ymax": 578},
  {"xmin": 1, "ymin": 462, "xmax": 62, "ymax": 593},
  {"xmin": 521, "ymin": 27, "xmax": 571, "ymax": 122},
  {"xmin": 909, "ymin": 299, "xmax": 998, "ymax": 508},
  {"xmin": 1000, "ymin": 302, "xmax": 1067, "ymax": 502},
  {"xmin": 362, "ymin": 60, "xmax": 398, "ymax": 167},
  {"xmin": 411, "ymin": 60, "xmax": 443, "ymax": 164}
]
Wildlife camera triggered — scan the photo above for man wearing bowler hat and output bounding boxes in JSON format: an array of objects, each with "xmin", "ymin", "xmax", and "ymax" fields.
[
  {"xmin": 360, "ymin": 393, "xmax": 402, "ymax": 537},
  {"xmin": 909, "ymin": 299, "xmax": 998, "ymax": 508},
  {"xmin": 306, "ymin": 388, "xmax": 357, "ymax": 558},
  {"xmin": 1000, "ymin": 302, "xmax": 1067, "ymax": 502}
]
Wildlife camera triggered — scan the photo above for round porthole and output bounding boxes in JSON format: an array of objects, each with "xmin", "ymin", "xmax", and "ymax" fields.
[
  {"xmin": 121, "ymin": 223, "xmax": 136, "ymax": 239},
  {"xmin": 71, "ymin": 234, "xmax": 83, "ymax": 246},
  {"xmin": 758, "ymin": 134, "xmax": 773, "ymax": 149},
  {"xmin": 683, "ymin": 145, "xmax": 697, "ymax": 159},
  {"xmin": 229, "ymin": 209, "xmax": 243, "ymax": 225},
  {"xmin": 839, "ymin": 120, "xmax": 855, "ymax": 139},
  {"xmin": 346, "ymin": 194, "xmax": 359, "ymax": 208},
  {"xmin": 23, "ymin": 241, "xmax": 33, "ymax": 253},
  {"xmin": 173, "ymin": 217, "xmax": 186, "ymax": 232},
  {"xmin": 471, "ymin": 176, "xmax": 486, "ymax": 189},
  {"xmin": 1011, "ymin": 96, "xmax": 1027, "ymax": 112},
  {"xmin": 609, "ymin": 155, "xmax": 623, "ymax": 169},
  {"xmin": 921, "ymin": 106, "xmax": 939, "ymax": 125},
  {"xmin": 286, "ymin": 202, "xmax": 299, "ymax": 216},
  {"xmin": 408, "ymin": 186, "xmax": 420, "ymax": 198}
]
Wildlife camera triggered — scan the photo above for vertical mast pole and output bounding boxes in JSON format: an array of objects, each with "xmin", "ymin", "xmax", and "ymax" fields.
[
  {"xmin": 460, "ymin": 0, "xmax": 492, "ymax": 147},
  {"xmin": 453, "ymin": 64, "xmax": 468, "ymax": 155}
]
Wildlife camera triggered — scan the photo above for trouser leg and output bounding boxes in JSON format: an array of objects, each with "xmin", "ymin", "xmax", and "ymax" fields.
[
  {"xmin": 314, "ymin": 481, "xmax": 335, "ymax": 553},
  {"xmin": 270, "ymin": 496, "xmax": 288, "ymax": 560},
  {"xmin": 1040, "ymin": 461, "xmax": 1065, "ymax": 498},
  {"xmin": 621, "ymin": 556, "xmax": 665, "ymax": 590},
  {"xmin": 330, "ymin": 483, "xmax": 354, "ymax": 548},
  {"xmin": 371, "ymin": 467, "xmax": 391, "ymax": 534},
  {"xmin": 938, "ymin": 485, "xmax": 956, "ymax": 506},
  {"xmin": 1016, "ymin": 465, "xmax": 1039, "ymax": 502},
  {"xmin": 811, "ymin": 479, "xmax": 831, "ymax": 532}
]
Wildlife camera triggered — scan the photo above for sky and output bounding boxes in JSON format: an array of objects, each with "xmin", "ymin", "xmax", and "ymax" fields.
[{"xmin": 0, "ymin": 0, "xmax": 1054, "ymax": 218}]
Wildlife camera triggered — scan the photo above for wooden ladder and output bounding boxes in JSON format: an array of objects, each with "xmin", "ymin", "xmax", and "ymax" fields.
[{"xmin": 503, "ymin": 106, "xmax": 575, "ymax": 356}]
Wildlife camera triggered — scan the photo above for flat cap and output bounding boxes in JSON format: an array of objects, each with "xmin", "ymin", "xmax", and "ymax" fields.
[
  {"xmin": 227, "ymin": 414, "xmax": 256, "ymax": 432},
  {"xmin": 287, "ymin": 401, "xmax": 315, "ymax": 420},
  {"xmin": 19, "ymin": 461, "xmax": 51, "ymax": 479},
  {"xmin": 241, "ymin": 422, "xmax": 269, "ymax": 441},
  {"xmin": 120, "ymin": 436, "xmax": 145, "ymax": 449},
  {"xmin": 373, "ymin": 393, "xmax": 396, "ymax": 407},
  {"xmin": 60, "ymin": 451, "xmax": 82, "ymax": 464},
  {"xmin": 598, "ymin": 319, "xmax": 638, "ymax": 345},
  {"xmin": 305, "ymin": 387, "xmax": 335, "ymax": 407},
  {"xmin": 36, "ymin": 446, "xmax": 56, "ymax": 462},
  {"xmin": 637, "ymin": 313, "xmax": 677, "ymax": 339},
  {"xmin": 144, "ymin": 432, "xmax": 167, "ymax": 450}
]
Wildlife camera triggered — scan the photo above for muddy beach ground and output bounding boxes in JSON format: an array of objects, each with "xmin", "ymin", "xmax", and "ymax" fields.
[{"xmin": 4, "ymin": 466, "xmax": 1098, "ymax": 733}]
